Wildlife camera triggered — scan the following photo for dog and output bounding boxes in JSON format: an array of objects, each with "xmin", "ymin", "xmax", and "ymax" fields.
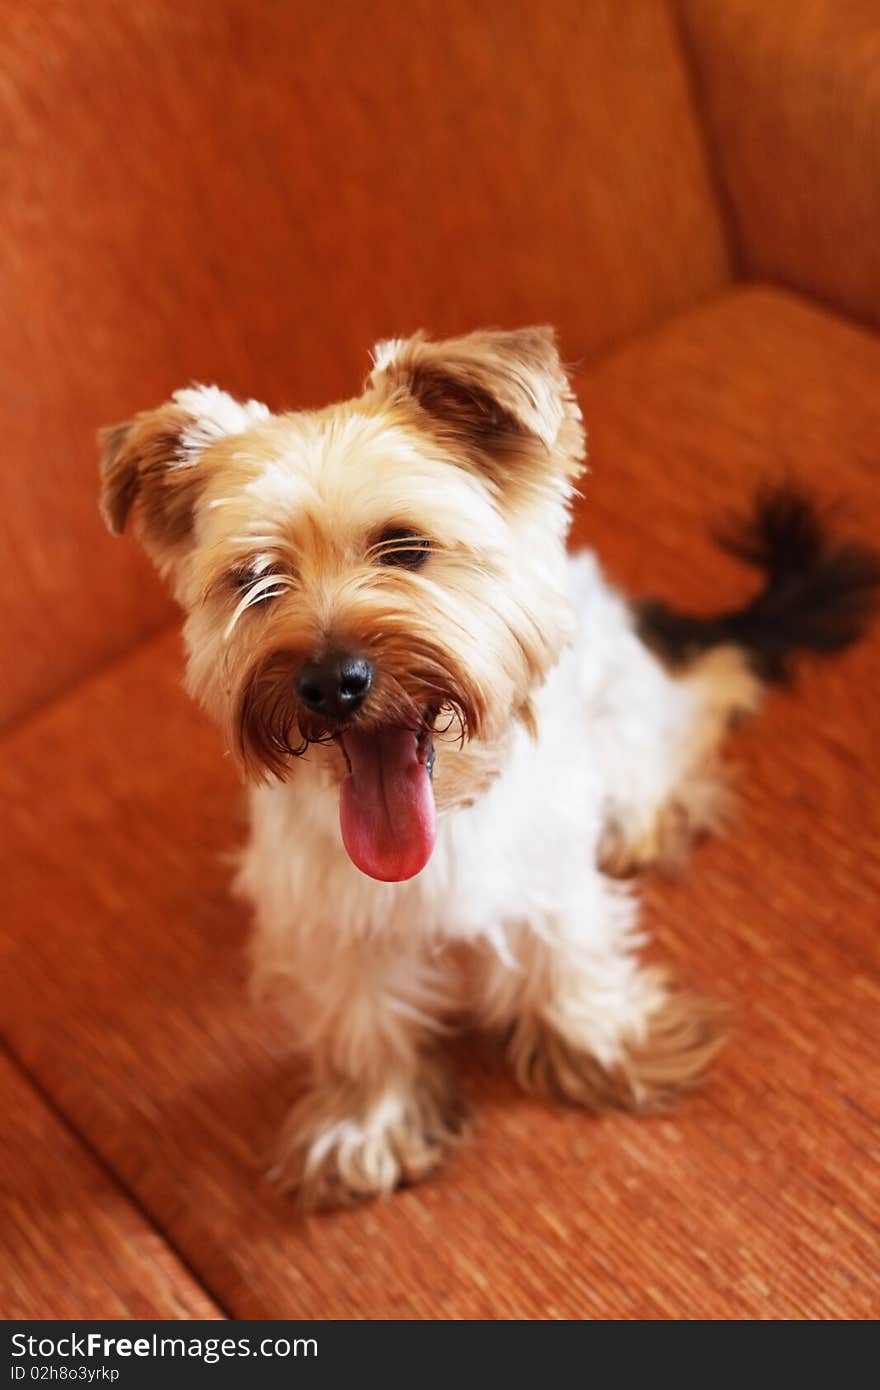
[{"xmin": 98, "ymin": 327, "xmax": 880, "ymax": 1208}]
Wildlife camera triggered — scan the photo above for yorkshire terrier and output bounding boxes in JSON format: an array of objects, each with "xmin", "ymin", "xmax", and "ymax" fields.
[{"xmin": 99, "ymin": 327, "xmax": 879, "ymax": 1207}]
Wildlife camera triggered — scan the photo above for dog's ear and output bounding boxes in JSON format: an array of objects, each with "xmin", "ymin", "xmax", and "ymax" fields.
[
  {"xmin": 98, "ymin": 385, "xmax": 269, "ymax": 570},
  {"xmin": 366, "ymin": 326, "xmax": 585, "ymax": 499}
]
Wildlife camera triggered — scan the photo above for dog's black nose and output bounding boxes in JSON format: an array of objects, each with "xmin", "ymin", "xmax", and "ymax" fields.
[{"xmin": 297, "ymin": 650, "xmax": 373, "ymax": 721}]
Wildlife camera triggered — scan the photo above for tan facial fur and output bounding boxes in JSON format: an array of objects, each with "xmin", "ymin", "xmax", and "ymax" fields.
[{"xmin": 99, "ymin": 328, "xmax": 586, "ymax": 812}]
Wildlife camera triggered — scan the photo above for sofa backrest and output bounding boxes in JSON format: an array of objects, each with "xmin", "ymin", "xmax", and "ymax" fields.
[
  {"xmin": 0, "ymin": 0, "xmax": 730, "ymax": 726},
  {"xmin": 679, "ymin": 0, "xmax": 880, "ymax": 329}
]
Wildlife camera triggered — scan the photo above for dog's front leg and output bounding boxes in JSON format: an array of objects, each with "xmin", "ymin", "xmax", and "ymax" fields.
[{"xmin": 268, "ymin": 938, "xmax": 466, "ymax": 1208}]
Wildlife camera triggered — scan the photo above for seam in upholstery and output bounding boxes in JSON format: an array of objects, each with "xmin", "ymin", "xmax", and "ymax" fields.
[
  {"xmin": 0, "ymin": 615, "xmax": 181, "ymax": 743},
  {"xmin": 670, "ymin": 0, "xmax": 745, "ymax": 278},
  {"xmin": 0, "ymin": 1036, "xmax": 233, "ymax": 1319}
]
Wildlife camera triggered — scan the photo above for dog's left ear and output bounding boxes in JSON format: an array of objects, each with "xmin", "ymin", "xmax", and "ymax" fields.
[
  {"xmin": 367, "ymin": 326, "xmax": 585, "ymax": 498},
  {"xmin": 98, "ymin": 385, "xmax": 269, "ymax": 573}
]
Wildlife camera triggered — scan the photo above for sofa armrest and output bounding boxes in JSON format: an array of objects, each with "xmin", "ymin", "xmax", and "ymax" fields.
[{"xmin": 678, "ymin": 0, "xmax": 880, "ymax": 328}]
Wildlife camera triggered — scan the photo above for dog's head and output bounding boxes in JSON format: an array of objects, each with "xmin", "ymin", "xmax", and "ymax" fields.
[{"xmin": 99, "ymin": 327, "xmax": 585, "ymax": 881}]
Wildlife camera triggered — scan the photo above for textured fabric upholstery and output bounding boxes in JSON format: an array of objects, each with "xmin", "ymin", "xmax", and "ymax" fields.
[{"xmin": 679, "ymin": 0, "xmax": 880, "ymax": 328}]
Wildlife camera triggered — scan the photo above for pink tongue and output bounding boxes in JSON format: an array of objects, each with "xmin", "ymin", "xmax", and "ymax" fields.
[{"xmin": 339, "ymin": 726, "xmax": 436, "ymax": 882}]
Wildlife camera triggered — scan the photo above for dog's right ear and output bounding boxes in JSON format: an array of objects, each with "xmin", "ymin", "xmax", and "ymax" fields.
[{"xmin": 98, "ymin": 385, "xmax": 269, "ymax": 572}]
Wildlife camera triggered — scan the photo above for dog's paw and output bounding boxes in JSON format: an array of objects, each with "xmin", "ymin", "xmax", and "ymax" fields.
[
  {"xmin": 271, "ymin": 1063, "xmax": 468, "ymax": 1209},
  {"xmin": 617, "ymin": 987, "xmax": 729, "ymax": 1111},
  {"xmin": 598, "ymin": 773, "xmax": 732, "ymax": 879},
  {"xmin": 598, "ymin": 799, "xmax": 694, "ymax": 878},
  {"xmin": 509, "ymin": 982, "xmax": 728, "ymax": 1114}
]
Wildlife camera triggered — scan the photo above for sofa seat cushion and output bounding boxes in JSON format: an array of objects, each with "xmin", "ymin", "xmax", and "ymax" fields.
[
  {"xmin": 0, "ymin": 1054, "xmax": 221, "ymax": 1319},
  {"xmin": 2, "ymin": 286, "xmax": 878, "ymax": 1318}
]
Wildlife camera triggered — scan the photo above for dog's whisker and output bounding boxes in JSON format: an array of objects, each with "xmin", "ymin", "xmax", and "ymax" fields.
[{"xmin": 223, "ymin": 574, "xmax": 296, "ymax": 639}]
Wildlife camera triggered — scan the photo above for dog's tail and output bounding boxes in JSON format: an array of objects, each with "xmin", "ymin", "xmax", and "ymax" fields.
[{"xmin": 636, "ymin": 483, "xmax": 880, "ymax": 682}]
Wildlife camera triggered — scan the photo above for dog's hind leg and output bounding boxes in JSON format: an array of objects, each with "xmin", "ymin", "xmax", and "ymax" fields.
[
  {"xmin": 600, "ymin": 484, "xmax": 880, "ymax": 877},
  {"xmin": 597, "ymin": 643, "xmax": 760, "ymax": 878},
  {"xmin": 473, "ymin": 896, "xmax": 728, "ymax": 1113}
]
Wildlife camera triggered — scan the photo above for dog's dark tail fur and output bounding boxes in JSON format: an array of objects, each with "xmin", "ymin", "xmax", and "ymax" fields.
[{"xmin": 636, "ymin": 484, "xmax": 880, "ymax": 683}]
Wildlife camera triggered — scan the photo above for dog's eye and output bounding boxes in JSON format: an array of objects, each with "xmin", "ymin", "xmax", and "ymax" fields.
[
  {"xmin": 231, "ymin": 561, "xmax": 287, "ymax": 604},
  {"xmin": 375, "ymin": 528, "xmax": 431, "ymax": 570}
]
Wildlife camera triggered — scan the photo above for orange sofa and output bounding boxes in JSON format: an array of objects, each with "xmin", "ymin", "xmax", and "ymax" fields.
[{"xmin": 2, "ymin": 0, "xmax": 878, "ymax": 1318}]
